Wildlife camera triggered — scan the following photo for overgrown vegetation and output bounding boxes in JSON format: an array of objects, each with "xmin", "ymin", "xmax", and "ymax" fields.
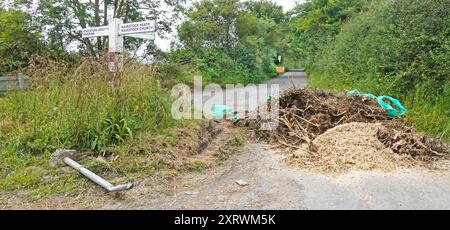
[
  {"xmin": 1, "ymin": 59, "xmax": 174, "ymax": 153},
  {"xmin": 0, "ymin": 9, "xmax": 41, "ymax": 73},
  {"xmin": 285, "ymin": 0, "xmax": 449, "ymax": 141},
  {"xmin": 283, "ymin": 0, "xmax": 368, "ymax": 67},
  {"xmin": 172, "ymin": 0, "xmax": 286, "ymax": 85},
  {"xmin": 0, "ymin": 57, "xmax": 203, "ymax": 197}
]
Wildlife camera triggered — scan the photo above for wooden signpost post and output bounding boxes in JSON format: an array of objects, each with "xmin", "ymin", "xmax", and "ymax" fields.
[{"xmin": 81, "ymin": 18, "xmax": 156, "ymax": 74}]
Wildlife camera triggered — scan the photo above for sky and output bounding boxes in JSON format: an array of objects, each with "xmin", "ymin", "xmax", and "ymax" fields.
[
  {"xmin": 272, "ymin": 0, "xmax": 302, "ymax": 12},
  {"xmin": 156, "ymin": 0, "xmax": 304, "ymax": 51}
]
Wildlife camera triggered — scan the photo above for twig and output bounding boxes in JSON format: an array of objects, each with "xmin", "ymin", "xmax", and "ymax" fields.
[
  {"xmin": 293, "ymin": 114, "xmax": 320, "ymax": 128},
  {"xmin": 289, "ymin": 76, "xmax": 297, "ymax": 89},
  {"xmin": 277, "ymin": 139, "xmax": 302, "ymax": 149}
]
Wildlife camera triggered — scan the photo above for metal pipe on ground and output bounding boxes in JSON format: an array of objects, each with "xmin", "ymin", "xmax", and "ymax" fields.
[{"xmin": 64, "ymin": 157, "xmax": 133, "ymax": 192}]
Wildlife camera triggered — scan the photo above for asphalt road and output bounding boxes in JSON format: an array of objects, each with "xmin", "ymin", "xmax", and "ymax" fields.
[
  {"xmin": 198, "ymin": 71, "xmax": 308, "ymax": 115},
  {"xmin": 110, "ymin": 71, "xmax": 450, "ymax": 210}
]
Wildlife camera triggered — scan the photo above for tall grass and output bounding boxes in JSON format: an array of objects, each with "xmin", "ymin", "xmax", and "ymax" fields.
[
  {"xmin": 0, "ymin": 58, "xmax": 179, "ymax": 192},
  {"xmin": 1, "ymin": 60, "xmax": 173, "ymax": 154}
]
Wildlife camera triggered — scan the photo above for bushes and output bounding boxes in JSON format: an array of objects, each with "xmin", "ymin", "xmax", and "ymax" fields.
[
  {"xmin": 176, "ymin": 0, "xmax": 285, "ymax": 86},
  {"xmin": 308, "ymin": 0, "xmax": 450, "ymax": 140},
  {"xmin": 0, "ymin": 10, "xmax": 41, "ymax": 74},
  {"xmin": 0, "ymin": 10, "xmax": 81, "ymax": 76},
  {"xmin": 168, "ymin": 48, "xmax": 271, "ymax": 86},
  {"xmin": 195, "ymin": 49, "xmax": 270, "ymax": 85},
  {"xmin": 284, "ymin": 0, "xmax": 368, "ymax": 68}
]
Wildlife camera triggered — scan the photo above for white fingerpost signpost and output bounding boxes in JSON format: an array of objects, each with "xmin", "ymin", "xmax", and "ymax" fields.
[{"xmin": 81, "ymin": 18, "xmax": 156, "ymax": 73}]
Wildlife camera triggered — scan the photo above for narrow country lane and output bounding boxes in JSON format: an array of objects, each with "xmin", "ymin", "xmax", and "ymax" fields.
[{"xmin": 105, "ymin": 72, "xmax": 450, "ymax": 210}]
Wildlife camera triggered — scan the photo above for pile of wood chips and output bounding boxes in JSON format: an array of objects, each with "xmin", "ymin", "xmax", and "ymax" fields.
[{"xmin": 237, "ymin": 89, "xmax": 449, "ymax": 174}]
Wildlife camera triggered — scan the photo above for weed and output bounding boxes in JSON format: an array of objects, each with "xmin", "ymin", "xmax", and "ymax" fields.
[{"xmin": 182, "ymin": 161, "xmax": 206, "ymax": 173}]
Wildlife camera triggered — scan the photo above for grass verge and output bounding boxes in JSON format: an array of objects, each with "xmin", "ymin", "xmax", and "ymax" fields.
[{"xmin": 0, "ymin": 59, "xmax": 207, "ymax": 201}]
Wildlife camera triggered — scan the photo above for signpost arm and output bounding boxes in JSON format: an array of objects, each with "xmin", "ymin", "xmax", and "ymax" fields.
[{"xmin": 81, "ymin": 18, "xmax": 155, "ymax": 79}]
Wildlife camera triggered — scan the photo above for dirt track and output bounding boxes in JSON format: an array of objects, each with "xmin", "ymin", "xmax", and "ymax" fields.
[{"xmin": 105, "ymin": 72, "xmax": 450, "ymax": 210}]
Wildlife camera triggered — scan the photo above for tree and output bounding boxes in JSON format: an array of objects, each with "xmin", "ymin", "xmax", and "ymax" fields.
[
  {"xmin": 178, "ymin": 0, "xmax": 240, "ymax": 52},
  {"xmin": 177, "ymin": 0, "xmax": 286, "ymax": 84},
  {"xmin": 8, "ymin": 0, "xmax": 186, "ymax": 58},
  {"xmin": 243, "ymin": 0, "xmax": 285, "ymax": 24},
  {"xmin": 0, "ymin": 9, "xmax": 41, "ymax": 74},
  {"xmin": 236, "ymin": 3, "xmax": 285, "ymax": 74},
  {"xmin": 284, "ymin": 0, "xmax": 368, "ymax": 66}
]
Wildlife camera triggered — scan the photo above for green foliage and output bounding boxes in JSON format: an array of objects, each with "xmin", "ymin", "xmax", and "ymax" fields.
[
  {"xmin": 0, "ymin": 65, "xmax": 174, "ymax": 154},
  {"xmin": 0, "ymin": 166, "xmax": 45, "ymax": 190},
  {"xmin": 231, "ymin": 131, "xmax": 245, "ymax": 147},
  {"xmin": 243, "ymin": 0, "xmax": 285, "ymax": 24},
  {"xmin": 308, "ymin": 0, "xmax": 450, "ymax": 140},
  {"xmin": 0, "ymin": 61, "xmax": 205, "ymax": 197},
  {"xmin": 90, "ymin": 113, "xmax": 135, "ymax": 151},
  {"xmin": 176, "ymin": 0, "xmax": 286, "ymax": 85},
  {"xmin": 182, "ymin": 161, "xmax": 206, "ymax": 173},
  {"xmin": 8, "ymin": 0, "xmax": 184, "ymax": 57},
  {"xmin": 0, "ymin": 63, "xmax": 172, "ymax": 173},
  {"xmin": 179, "ymin": 0, "xmax": 241, "ymax": 52},
  {"xmin": 284, "ymin": 0, "xmax": 368, "ymax": 67},
  {"xmin": 194, "ymin": 49, "xmax": 270, "ymax": 85},
  {"xmin": 0, "ymin": 10, "xmax": 40, "ymax": 74}
]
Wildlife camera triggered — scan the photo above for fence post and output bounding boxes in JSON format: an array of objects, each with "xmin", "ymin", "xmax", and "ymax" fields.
[{"xmin": 17, "ymin": 73, "xmax": 27, "ymax": 90}]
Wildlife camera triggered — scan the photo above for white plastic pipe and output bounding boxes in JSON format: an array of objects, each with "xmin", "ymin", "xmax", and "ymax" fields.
[{"xmin": 64, "ymin": 157, "xmax": 133, "ymax": 192}]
